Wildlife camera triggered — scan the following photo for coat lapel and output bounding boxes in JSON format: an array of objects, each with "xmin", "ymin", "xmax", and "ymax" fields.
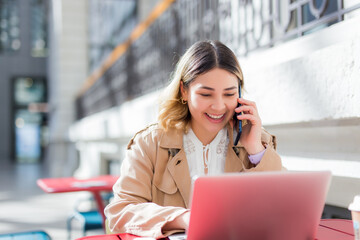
[
  {"xmin": 167, "ymin": 150, "xmax": 192, "ymax": 208},
  {"xmin": 160, "ymin": 128, "xmax": 192, "ymax": 208},
  {"xmin": 224, "ymin": 124, "xmax": 244, "ymax": 172},
  {"xmin": 224, "ymin": 145, "xmax": 243, "ymax": 172}
]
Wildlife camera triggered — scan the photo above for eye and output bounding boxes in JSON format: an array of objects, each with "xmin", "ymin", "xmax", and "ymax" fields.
[
  {"xmin": 224, "ymin": 93, "xmax": 236, "ymax": 97},
  {"xmin": 200, "ymin": 93, "xmax": 211, "ymax": 97}
]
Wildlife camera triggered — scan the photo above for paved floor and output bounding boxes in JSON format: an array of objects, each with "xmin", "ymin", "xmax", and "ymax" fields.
[{"xmin": 0, "ymin": 161, "xmax": 104, "ymax": 240}]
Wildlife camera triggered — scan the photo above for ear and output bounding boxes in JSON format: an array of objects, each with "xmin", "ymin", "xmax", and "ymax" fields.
[{"xmin": 180, "ymin": 81, "xmax": 187, "ymax": 101}]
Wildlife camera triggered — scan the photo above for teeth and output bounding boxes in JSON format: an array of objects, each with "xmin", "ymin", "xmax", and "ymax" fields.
[{"xmin": 207, "ymin": 113, "xmax": 224, "ymax": 119}]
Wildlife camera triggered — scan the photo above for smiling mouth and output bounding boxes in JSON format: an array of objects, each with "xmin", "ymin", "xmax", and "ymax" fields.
[{"xmin": 206, "ymin": 113, "xmax": 225, "ymax": 119}]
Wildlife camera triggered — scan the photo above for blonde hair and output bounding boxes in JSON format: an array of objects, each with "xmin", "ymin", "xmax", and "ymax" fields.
[{"xmin": 158, "ymin": 40, "xmax": 244, "ymax": 131}]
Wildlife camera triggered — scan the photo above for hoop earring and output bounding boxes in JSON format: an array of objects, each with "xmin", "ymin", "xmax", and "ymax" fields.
[{"xmin": 180, "ymin": 97, "xmax": 187, "ymax": 104}]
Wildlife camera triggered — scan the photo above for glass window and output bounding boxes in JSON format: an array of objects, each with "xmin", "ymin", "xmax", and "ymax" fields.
[
  {"xmin": 31, "ymin": 0, "xmax": 48, "ymax": 57},
  {"xmin": 0, "ymin": 0, "xmax": 21, "ymax": 53},
  {"xmin": 14, "ymin": 77, "xmax": 46, "ymax": 105},
  {"xmin": 302, "ymin": 0, "xmax": 339, "ymax": 35},
  {"xmin": 88, "ymin": 0, "xmax": 137, "ymax": 73}
]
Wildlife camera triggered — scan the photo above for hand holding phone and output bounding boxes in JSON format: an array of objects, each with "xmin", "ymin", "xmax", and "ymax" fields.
[{"xmin": 233, "ymin": 93, "xmax": 266, "ymax": 155}]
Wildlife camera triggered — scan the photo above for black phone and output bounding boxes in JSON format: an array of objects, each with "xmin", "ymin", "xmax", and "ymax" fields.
[{"xmin": 233, "ymin": 83, "xmax": 242, "ymax": 146}]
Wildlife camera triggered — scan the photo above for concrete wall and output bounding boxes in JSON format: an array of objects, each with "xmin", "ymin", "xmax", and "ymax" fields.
[
  {"xmin": 242, "ymin": 17, "xmax": 360, "ymax": 126},
  {"xmin": 46, "ymin": 0, "xmax": 88, "ymax": 177}
]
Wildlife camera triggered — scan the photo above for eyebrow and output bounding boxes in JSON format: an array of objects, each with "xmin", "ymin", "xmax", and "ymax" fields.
[{"xmin": 200, "ymin": 86, "xmax": 237, "ymax": 91}]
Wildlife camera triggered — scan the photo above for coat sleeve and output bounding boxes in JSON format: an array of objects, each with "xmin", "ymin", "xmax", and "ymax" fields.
[
  {"xmin": 104, "ymin": 129, "xmax": 188, "ymax": 238},
  {"xmin": 243, "ymin": 128, "xmax": 286, "ymax": 172}
]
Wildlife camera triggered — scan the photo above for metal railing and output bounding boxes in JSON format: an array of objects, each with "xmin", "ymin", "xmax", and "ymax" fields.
[{"xmin": 76, "ymin": 0, "xmax": 360, "ymax": 119}]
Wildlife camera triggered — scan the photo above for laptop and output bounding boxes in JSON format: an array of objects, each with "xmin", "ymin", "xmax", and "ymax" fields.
[{"xmin": 169, "ymin": 171, "xmax": 331, "ymax": 240}]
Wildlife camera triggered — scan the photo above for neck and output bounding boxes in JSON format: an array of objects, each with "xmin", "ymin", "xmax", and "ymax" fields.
[{"xmin": 190, "ymin": 124, "xmax": 217, "ymax": 146}]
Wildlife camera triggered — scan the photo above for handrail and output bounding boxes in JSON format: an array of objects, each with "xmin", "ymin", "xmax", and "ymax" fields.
[{"xmin": 78, "ymin": 0, "xmax": 176, "ymax": 97}]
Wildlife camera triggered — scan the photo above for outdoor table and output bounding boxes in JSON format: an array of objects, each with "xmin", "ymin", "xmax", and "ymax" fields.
[
  {"xmin": 74, "ymin": 219, "xmax": 355, "ymax": 240},
  {"xmin": 317, "ymin": 219, "xmax": 355, "ymax": 239},
  {"xmin": 37, "ymin": 175, "xmax": 118, "ymax": 230}
]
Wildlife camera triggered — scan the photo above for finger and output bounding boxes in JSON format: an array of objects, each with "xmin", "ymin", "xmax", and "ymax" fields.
[
  {"xmin": 237, "ymin": 113, "xmax": 262, "ymax": 126},
  {"xmin": 235, "ymin": 105, "xmax": 258, "ymax": 116},
  {"xmin": 237, "ymin": 98, "xmax": 257, "ymax": 109}
]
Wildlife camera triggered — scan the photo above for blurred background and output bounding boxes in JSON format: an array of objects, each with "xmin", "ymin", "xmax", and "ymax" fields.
[{"xmin": 0, "ymin": 0, "xmax": 359, "ymax": 239}]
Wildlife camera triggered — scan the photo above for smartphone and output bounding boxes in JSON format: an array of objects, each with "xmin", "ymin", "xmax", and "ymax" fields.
[{"xmin": 233, "ymin": 83, "xmax": 242, "ymax": 146}]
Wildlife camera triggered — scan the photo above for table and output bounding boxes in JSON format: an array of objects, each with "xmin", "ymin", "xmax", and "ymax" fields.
[
  {"xmin": 74, "ymin": 219, "xmax": 355, "ymax": 240},
  {"xmin": 317, "ymin": 219, "xmax": 354, "ymax": 239},
  {"xmin": 37, "ymin": 175, "xmax": 118, "ymax": 230}
]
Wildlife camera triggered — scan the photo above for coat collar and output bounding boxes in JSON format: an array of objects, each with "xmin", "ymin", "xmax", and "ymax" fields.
[
  {"xmin": 167, "ymin": 149, "xmax": 192, "ymax": 208},
  {"xmin": 159, "ymin": 126, "xmax": 183, "ymax": 149},
  {"xmin": 159, "ymin": 123, "xmax": 244, "ymax": 149}
]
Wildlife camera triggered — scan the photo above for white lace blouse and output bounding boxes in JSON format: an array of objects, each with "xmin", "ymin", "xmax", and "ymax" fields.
[{"xmin": 183, "ymin": 127, "xmax": 229, "ymax": 179}]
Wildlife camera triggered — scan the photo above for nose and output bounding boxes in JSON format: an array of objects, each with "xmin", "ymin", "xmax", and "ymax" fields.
[{"xmin": 211, "ymin": 97, "xmax": 226, "ymax": 111}]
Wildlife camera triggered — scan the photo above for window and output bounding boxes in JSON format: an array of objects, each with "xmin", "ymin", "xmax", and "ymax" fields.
[
  {"xmin": 0, "ymin": 0, "xmax": 21, "ymax": 53},
  {"xmin": 31, "ymin": 0, "xmax": 48, "ymax": 57}
]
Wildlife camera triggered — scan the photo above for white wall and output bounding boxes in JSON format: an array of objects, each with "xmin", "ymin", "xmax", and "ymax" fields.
[
  {"xmin": 242, "ymin": 16, "xmax": 360, "ymax": 125},
  {"xmin": 47, "ymin": 0, "xmax": 88, "ymax": 177},
  {"xmin": 69, "ymin": 90, "xmax": 160, "ymax": 177}
]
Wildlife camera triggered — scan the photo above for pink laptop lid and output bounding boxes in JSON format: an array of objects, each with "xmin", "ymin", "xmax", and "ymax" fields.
[{"xmin": 186, "ymin": 171, "xmax": 331, "ymax": 240}]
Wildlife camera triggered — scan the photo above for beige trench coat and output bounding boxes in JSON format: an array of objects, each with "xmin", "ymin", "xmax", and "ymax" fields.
[{"xmin": 104, "ymin": 123, "xmax": 283, "ymax": 238}]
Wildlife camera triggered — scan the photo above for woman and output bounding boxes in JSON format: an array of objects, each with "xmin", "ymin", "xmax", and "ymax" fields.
[{"xmin": 104, "ymin": 40, "xmax": 283, "ymax": 238}]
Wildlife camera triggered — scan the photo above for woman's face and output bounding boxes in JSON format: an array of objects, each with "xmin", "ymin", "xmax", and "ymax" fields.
[{"xmin": 181, "ymin": 68, "xmax": 239, "ymax": 144}]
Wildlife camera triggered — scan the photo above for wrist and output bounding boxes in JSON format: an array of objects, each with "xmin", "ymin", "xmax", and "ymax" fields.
[
  {"xmin": 163, "ymin": 211, "xmax": 190, "ymax": 231},
  {"xmin": 247, "ymin": 144, "xmax": 265, "ymax": 155},
  {"xmin": 179, "ymin": 211, "xmax": 190, "ymax": 229}
]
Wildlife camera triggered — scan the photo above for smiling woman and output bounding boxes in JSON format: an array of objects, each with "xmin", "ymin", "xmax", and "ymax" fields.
[{"xmin": 104, "ymin": 40, "xmax": 284, "ymax": 238}]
